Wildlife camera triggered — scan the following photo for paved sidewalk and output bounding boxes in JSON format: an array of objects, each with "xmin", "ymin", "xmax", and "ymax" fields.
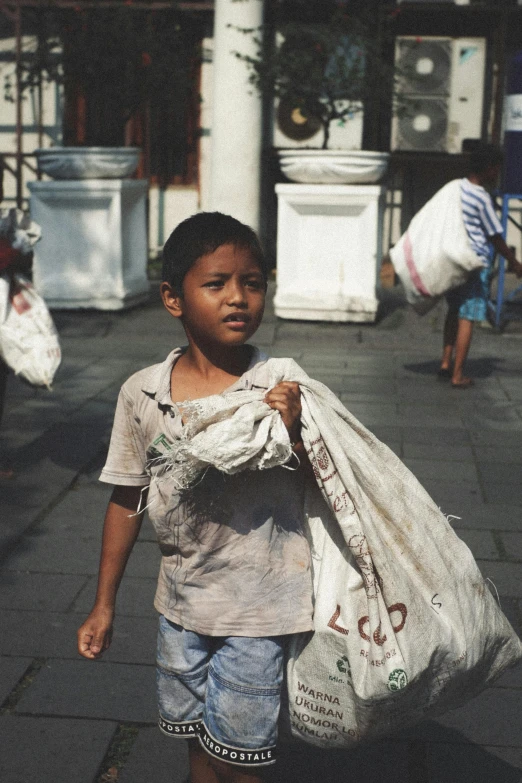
[{"xmin": 1, "ymin": 283, "xmax": 521, "ymax": 783}]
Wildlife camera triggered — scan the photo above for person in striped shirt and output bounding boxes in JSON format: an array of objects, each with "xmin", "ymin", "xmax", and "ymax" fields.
[{"xmin": 440, "ymin": 145, "xmax": 522, "ymax": 388}]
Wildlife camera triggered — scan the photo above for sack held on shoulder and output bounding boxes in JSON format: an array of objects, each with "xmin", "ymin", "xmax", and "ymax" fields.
[{"xmin": 390, "ymin": 180, "xmax": 486, "ymax": 314}]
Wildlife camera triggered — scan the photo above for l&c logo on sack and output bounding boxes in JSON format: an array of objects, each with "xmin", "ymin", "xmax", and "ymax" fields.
[{"xmin": 327, "ymin": 602, "xmax": 408, "ymax": 646}]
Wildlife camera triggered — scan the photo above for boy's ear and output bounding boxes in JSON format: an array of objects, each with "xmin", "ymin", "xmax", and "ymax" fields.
[{"xmin": 160, "ymin": 282, "xmax": 183, "ymax": 319}]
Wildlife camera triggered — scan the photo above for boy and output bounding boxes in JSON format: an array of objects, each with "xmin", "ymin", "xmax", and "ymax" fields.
[
  {"xmin": 77, "ymin": 212, "xmax": 314, "ymax": 783},
  {"xmin": 440, "ymin": 144, "xmax": 522, "ymax": 388}
]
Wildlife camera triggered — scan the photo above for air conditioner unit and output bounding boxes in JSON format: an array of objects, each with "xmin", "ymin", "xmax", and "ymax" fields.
[
  {"xmin": 273, "ymin": 98, "xmax": 363, "ymax": 150},
  {"xmin": 271, "ymin": 31, "xmax": 364, "ymax": 150},
  {"xmin": 392, "ymin": 36, "xmax": 486, "ymax": 153}
]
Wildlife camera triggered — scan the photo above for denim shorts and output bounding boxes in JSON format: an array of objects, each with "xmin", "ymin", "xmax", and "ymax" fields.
[
  {"xmin": 446, "ymin": 265, "xmax": 491, "ymax": 322},
  {"xmin": 156, "ymin": 615, "xmax": 285, "ymax": 768}
]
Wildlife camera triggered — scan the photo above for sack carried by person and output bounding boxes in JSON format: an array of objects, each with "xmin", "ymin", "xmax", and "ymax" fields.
[
  {"xmin": 157, "ymin": 357, "xmax": 522, "ymax": 748},
  {"xmin": 390, "ymin": 180, "xmax": 485, "ymax": 314},
  {"xmin": 0, "ymin": 273, "xmax": 61, "ymax": 388}
]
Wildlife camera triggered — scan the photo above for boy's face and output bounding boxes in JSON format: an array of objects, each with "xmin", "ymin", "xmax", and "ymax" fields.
[{"xmin": 161, "ymin": 243, "xmax": 266, "ymax": 349}]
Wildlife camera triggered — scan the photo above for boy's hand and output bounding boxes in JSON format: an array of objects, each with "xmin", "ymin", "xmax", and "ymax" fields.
[
  {"xmin": 265, "ymin": 382, "xmax": 302, "ymax": 444},
  {"xmin": 77, "ymin": 606, "xmax": 114, "ymax": 660}
]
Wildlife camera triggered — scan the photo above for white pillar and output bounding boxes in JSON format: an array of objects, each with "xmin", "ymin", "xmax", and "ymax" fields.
[{"xmin": 210, "ymin": 0, "xmax": 263, "ymax": 231}]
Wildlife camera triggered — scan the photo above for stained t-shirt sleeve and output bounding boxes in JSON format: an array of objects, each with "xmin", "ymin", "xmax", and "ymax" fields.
[{"xmin": 99, "ymin": 388, "xmax": 149, "ymax": 486}]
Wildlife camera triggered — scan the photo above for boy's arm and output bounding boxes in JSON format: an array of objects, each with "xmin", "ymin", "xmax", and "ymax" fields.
[
  {"xmin": 490, "ymin": 235, "xmax": 522, "ymax": 277},
  {"xmin": 77, "ymin": 484, "xmax": 148, "ymax": 660}
]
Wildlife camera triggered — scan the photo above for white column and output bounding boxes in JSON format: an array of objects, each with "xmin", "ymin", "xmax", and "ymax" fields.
[{"xmin": 210, "ymin": 0, "xmax": 263, "ymax": 231}]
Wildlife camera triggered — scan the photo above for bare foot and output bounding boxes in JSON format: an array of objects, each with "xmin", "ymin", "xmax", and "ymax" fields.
[{"xmin": 451, "ymin": 377, "xmax": 474, "ymax": 389}]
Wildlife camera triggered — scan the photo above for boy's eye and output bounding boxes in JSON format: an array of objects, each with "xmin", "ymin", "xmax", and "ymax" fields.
[
  {"xmin": 204, "ymin": 280, "xmax": 224, "ymax": 288},
  {"xmin": 245, "ymin": 279, "xmax": 264, "ymax": 289}
]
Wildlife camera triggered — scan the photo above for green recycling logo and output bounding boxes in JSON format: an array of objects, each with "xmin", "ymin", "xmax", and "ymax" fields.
[{"xmin": 388, "ymin": 669, "xmax": 408, "ymax": 692}]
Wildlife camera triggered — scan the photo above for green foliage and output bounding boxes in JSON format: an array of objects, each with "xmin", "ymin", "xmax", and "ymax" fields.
[
  {"xmin": 237, "ymin": 1, "xmax": 398, "ymax": 149},
  {"xmin": 6, "ymin": 4, "xmax": 202, "ymax": 147}
]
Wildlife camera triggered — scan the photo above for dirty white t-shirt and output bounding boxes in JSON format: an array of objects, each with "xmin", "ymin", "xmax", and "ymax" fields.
[{"xmin": 100, "ymin": 347, "xmax": 313, "ymax": 637}]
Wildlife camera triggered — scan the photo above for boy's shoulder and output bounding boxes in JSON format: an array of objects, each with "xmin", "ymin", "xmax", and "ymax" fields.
[{"xmin": 119, "ymin": 348, "xmax": 184, "ymax": 402}]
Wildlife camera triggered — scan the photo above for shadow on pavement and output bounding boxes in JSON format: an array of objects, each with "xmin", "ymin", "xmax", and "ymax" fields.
[
  {"xmin": 403, "ymin": 357, "xmax": 507, "ymax": 379},
  {"xmin": 272, "ymin": 722, "xmax": 522, "ymax": 783}
]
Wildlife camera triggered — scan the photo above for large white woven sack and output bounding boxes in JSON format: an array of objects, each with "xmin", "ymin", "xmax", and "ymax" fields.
[
  {"xmin": 390, "ymin": 179, "xmax": 485, "ymax": 313},
  {"xmin": 0, "ymin": 273, "xmax": 61, "ymax": 388},
  {"xmin": 284, "ymin": 377, "xmax": 522, "ymax": 747},
  {"xmin": 151, "ymin": 357, "xmax": 522, "ymax": 748}
]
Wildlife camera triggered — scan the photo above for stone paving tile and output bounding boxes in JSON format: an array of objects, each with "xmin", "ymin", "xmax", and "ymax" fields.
[
  {"xmin": 402, "ymin": 443, "xmax": 475, "ymax": 462},
  {"xmin": 272, "ymin": 740, "xmax": 410, "ymax": 783},
  {"xmin": 451, "ymin": 504, "xmax": 522, "ymax": 531},
  {"xmin": 72, "ymin": 576, "xmax": 157, "ymax": 618},
  {"xmin": 404, "ymin": 458, "xmax": 479, "ymax": 484},
  {"xmin": 340, "ymin": 391, "xmax": 397, "ymax": 405},
  {"xmin": 453, "ymin": 528, "xmax": 499, "ymax": 560},
  {"xmin": 482, "ymin": 481, "xmax": 522, "ymax": 506},
  {"xmin": 498, "ymin": 379, "xmax": 522, "ymax": 400},
  {"xmin": 16, "ymin": 659, "xmax": 157, "ymax": 723},
  {"xmin": 469, "ymin": 428, "xmax": 522, "ymax": 446},
  {"xmin": 323, "ymin": 377, "xmax": 396, "ymax": 395},
  {"xmin": 475, "ymin": 561, "xmax": 522, "ymax": 598},
  {"xmin": 0, "ymin": 504, "xmax": 40, "ymax": 559},
  {"xmin": 342, "ymin": 403, "xmax": 400, "ymax": 427},
  {"xmin": 366, "ymin": 425, "xmax": 403, "ymax": 444},
  {"xmin": 0, "ymin": 572, "xmax": 89, "ymax": 612},
  {"xmin": 119, "ymin": 727, "xmax": 190, "ymax": 783},
  {"xmin": 478, "ymin": 445, "xmax": 522, "ymax": 464},
  {"xmin": 433, "ymin": 689, "xmax": 522, "ymax": 747},
  {"xmin": 5, "ymin": 532, "xmax": 105, "ymax": 575},
  {"xmin": 402, "ymin": 426, "xmax": 470, "ymax": 445},
  {"xmin": 477, "ymin": 462, "xmax": 522, "ymax": 485},
  {"xmin": 424, "ymin": 741, "xmax": 522, "ymax": 783},
  {"xmin": 418, "ymin": 480, "xmax": 484, "ymax": 510},
  {"xmin": 397, "ymin": 406, "xmax": 464, "ymax": 428},
  {"xmin": 0, "ymin": 656, "xmax": 32, "ymax": 705},
  {"xmin": 0, "ymin": 610, "xmax": 157, "ymax": 665},
  {"xmin": 500, "ymin": 533, "xmax": 522, "ymax": 561},
  {"xmin": 0, "ymin": 715, "xmax": 117, "ymax": 783}
]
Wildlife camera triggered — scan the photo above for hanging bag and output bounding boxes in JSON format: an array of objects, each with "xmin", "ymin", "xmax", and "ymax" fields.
[{"xmin": 0, "ymin": 272, "xmax": 61, "ymax": 388}]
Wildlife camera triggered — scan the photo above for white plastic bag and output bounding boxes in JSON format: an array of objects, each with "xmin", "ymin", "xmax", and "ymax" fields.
[
  {"xmin": 0, "ymin": 273, "xmax": 61, "ymax": 387},
  {"xmin": 390, "ymin": 180, "xmax": 485, "ymax": 313}
]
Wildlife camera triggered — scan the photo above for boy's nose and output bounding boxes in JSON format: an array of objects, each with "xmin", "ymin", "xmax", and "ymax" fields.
[{"xmin": 225, "ymin": 281, "xmax": 248, "ymax": 306}]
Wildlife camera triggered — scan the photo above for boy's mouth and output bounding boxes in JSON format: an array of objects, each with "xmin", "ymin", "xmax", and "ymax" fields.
[{"xmin": 223, "ymin": 313, "xmax": 251, "ymax": 324}]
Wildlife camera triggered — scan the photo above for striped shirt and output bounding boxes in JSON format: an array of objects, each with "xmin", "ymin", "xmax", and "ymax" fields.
[{"xmin": 460, "ymin": 178, "xmax": 503, "ymax": 262}]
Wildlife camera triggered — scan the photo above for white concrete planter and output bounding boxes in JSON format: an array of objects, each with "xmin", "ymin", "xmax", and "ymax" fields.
[
  {"xmin": 29, "ymin": 179, "xmax": 149, "ymax": 310},
  {"xmin": 274, "ymin": 184, "xmax": 386, "ymax": 323},
  {"xmin": 278, "ymin": 149, "xmax": 390, "ymax": 185},
  {"xmin": 35, "ymin": 147, "xmax": 141, "ymax": 180}
]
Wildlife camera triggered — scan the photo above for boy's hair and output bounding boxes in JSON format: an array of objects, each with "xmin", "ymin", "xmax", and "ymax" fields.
[
  {"xmin": 162, "ymin": 211, "xmax": 267, "ymax": 293},
  {"xmin": 468, "ymin": 143, "xmax": 503, "ymax": 175}
]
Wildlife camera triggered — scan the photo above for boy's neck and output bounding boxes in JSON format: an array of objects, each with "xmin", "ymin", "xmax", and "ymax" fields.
[
  {"xmin": 170, "ymin": 341, "xmax": 255, "ymax": 402},
  {"xmin": 181, "ymin": 342, "xmax": 253, "ymax": 377}
]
